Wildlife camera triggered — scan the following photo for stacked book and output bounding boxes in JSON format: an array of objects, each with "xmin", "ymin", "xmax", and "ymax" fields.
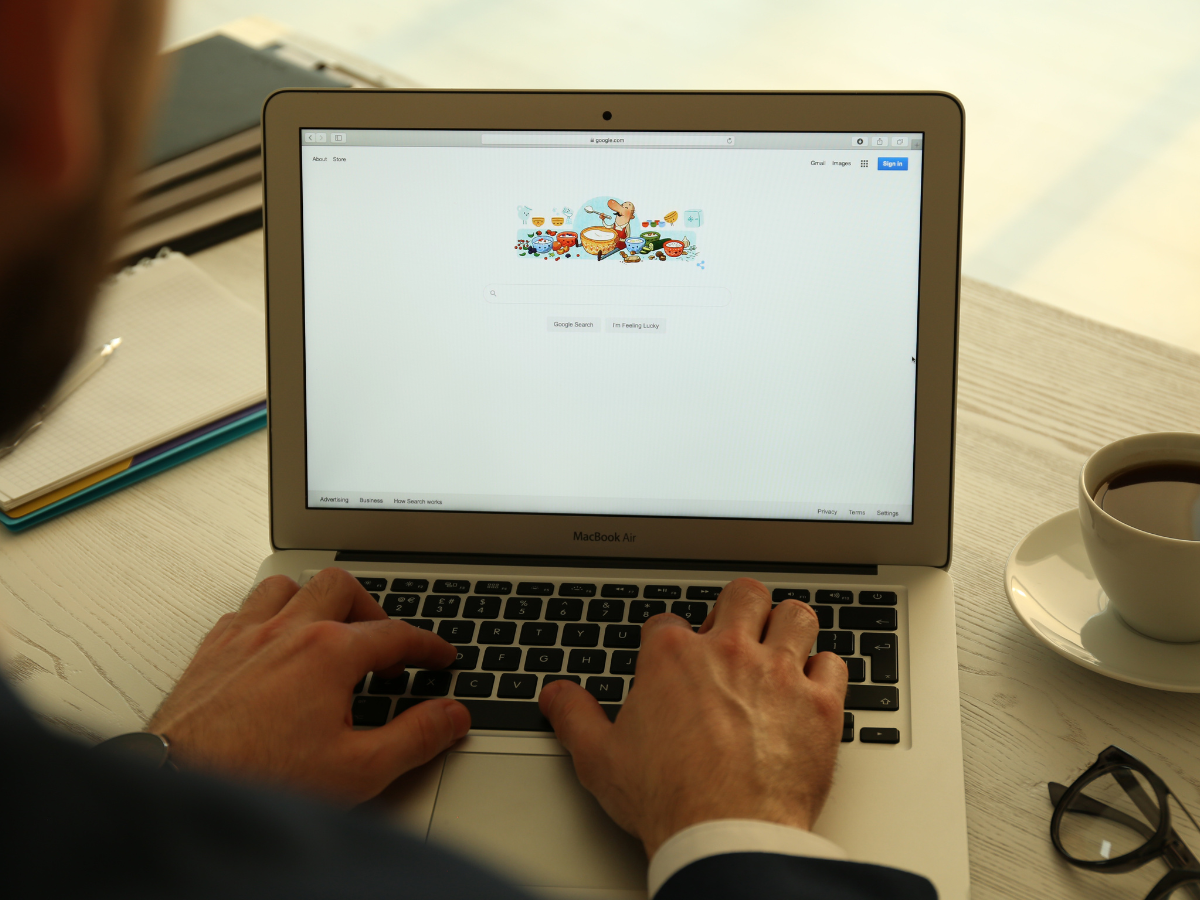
[{"xmin": 118, "ymin": 34, "xmax": 347, "ymax": 263}]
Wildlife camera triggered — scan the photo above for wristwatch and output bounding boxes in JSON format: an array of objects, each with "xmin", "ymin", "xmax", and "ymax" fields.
[{"xmin": 91, "ymin": 732, "xmax": 177, "ymax": 770}]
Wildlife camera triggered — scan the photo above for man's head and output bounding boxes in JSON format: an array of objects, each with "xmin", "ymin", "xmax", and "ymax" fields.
[{"xmin": 0, "ymin": 1, "xmax": 164, "ymax": 437}]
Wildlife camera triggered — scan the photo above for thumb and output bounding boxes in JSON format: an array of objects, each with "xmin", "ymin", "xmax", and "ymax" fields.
[
  {"xmin": 539, "ymin": 679, "xmax": 612, "ymax": 761},
  {"xmin": 355, "ymin": 698, "xmax": 470, "ymax": 784}
]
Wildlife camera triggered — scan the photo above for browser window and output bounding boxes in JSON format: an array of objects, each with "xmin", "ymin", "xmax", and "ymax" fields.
[{"xmin": 299, "ymin": 129, "xmax": 923, "ymax": 522}]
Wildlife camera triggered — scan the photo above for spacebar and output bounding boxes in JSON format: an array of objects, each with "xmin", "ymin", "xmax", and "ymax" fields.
[{"xmin": 396, "ymin": 699, "xmax": 621, "ymax": 731}]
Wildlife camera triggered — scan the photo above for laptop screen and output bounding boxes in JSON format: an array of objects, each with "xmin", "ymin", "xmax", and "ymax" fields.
[{"xmin": 298, "ymin": 129, "xmax": 923, "ymax": 524}]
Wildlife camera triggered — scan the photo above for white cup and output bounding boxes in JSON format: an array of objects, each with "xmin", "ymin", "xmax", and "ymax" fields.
[{"xmin": 1079, "ymin": 432, "xmax": 1200, "ymax": 642}]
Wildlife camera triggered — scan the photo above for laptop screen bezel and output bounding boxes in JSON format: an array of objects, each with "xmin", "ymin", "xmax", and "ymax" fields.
[{"xmin": 262, "ymin": 90, "xmax": 962, "ymax": 567}]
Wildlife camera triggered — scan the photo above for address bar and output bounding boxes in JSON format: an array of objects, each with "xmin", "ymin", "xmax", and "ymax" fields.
[{"xmin": 482, "ymin": 132, "xmax": 735, "ymax": 147}]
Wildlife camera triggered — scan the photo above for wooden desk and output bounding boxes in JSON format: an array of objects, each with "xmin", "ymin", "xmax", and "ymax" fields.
[{"xmin": 2, "ymin": 231, "xmax": 1198, "ymax": 898}]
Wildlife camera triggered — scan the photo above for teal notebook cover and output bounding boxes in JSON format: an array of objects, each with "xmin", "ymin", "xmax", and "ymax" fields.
[{"xmin": 0, "ymin": 407, "xmax": 266, "ymax": 532}]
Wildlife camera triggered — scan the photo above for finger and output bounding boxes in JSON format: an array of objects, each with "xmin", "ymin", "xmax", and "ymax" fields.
[
  {"xmin": 805, "ymin": 651, "xmax": 850, "ymax": 696},
  {"xmin": 282, "ymin": 567, "xmax": 384, "ymax": 625},
  {"xmin": 706, "ymin": 578, "xmax": 771, "ymax": 639},
  {"xmin": 641, "ymin": 611, "xmax": 694, "ymax": 640},
  {"xmin": 346, "ymin": 618, "xmax": 457, "ymax": 678},
  {"xmin": 232, "ymin": 575, "xmax": 301, "ymax": 625},
  {"xmin": 762, "ymin": 599, "xmax": 820, "ymax": 658},
  {"xmin": 540, "ymin": 679, "xmax": 612, "ymax": 761},
  {"xmin": 697, "ymin": 605, "xmax": 717, "ymax": 634},
  {"xmin": 354, "ymin": 698, "xmax": 471, "ymax": 784}
]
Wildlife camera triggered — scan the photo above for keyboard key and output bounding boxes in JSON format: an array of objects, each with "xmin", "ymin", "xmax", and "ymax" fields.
[
  {"xmin": 816, "ymin": 589, "xmax": 854, "ymax": 604},
  {"xmin": 517, "ymin": 582, "xmax": 554, "ymax": 596},
  {"xmin": 524, "ymin": 648, "xmax": 565, "ymax": 672},
  {"xmin": 604, "ymin": 625, "xmax": 641, "ymax": 648},
  {"xmin": 478, "ymin": 622, "xmax": 517, "ymax": 644},
  {"xmin": 629, "ymin": 600, "xmax": 667, "ymax": 622},
  {"xmin": 353, "ymin": 677, "xmax": 365, "ymax": 694},
  {"xmin": 840, "ymin": 608, "xmax": 898, "ymax": 631},
  {"xmin": 519, "ymin": 622, "xmax": 559, "ymax": 646},
  {"xmin": 687, "ymin": 585, "xmax": 723, "ymax": 600},
  {"xmin": 434, "ymin": 579, "xmax": 471, "ymax": 593},
  {"xmin": 383, "ymin": 594, "xmax": 420, "ymax": 617},
  {"xmin": 772, "ymin": 588, "xmax": 811, "ymax": 602},
  {"xmin": 559, "ymin": 582, "xmax": 597, "ymax": 597},
  {"xmin": 602, "ymin": 584, "xmax": 639, "ymax": 598},
  {"xmin": 454, "ymin": 672, "xmax": 495, "ymax": 698},
  {"xmin": 543, "ymin": 675, "xmax": 581, "ymax": 687},
  {"xmin": 505, "ymin": 597, "xmax": 543, "ymax": 620},
  {"xmin": 356, "ymin": 577, "xmax": 387, "ymax": 592},
  {"xmin": 842, "ymin": 711, "xmax": 855, "ymax": 743},
  {"xmin": 497, "ymin": 673, "xmax": 538, "ymax": 699},
  {"xmin": 423, "ymin": 595, "xmax": 461, "ymax": 617},
  {"xmin": 368, "ymin": 593, "xmax": 380, "ymax": 601},
  {"xmin": 450, "ymin": 646, "xmax": 479, "ymax": 669},
  {"xmin": 352, "ymin": 696, "xmax": 390, "ymax": 726},
  {"xmin": 561, "ymin": 623, "xmax": 600, "ymax": 647},
  {"xmin": 437, "ymin": 620, "xmax": 475, "ymax": 643},
  {"xmin": 860, "ymin": 727, "xmax": 900, "ymax": 744},
  {"xmin": 403, "ymin": 619, "xmax": 434, "ymax": 631},
  {"xmin": 546, "ymin": 598, "xmax": 583, "ymax": 621},
  {"xmin": 464, "ymin": 596, "xmax": 502, "ymax": 619},
  {"xmin": 811, "ymin": 605, "xmax": 834, "ymax": 629},
  {"xmin": 391, "ymin": 578, "xmax": 429, "ymax": 593},
  {"xmin": 585, "ymin": 677, "xmax": 625, "ymax": 702},
  {"xmin": 644, "ymin": 585, "xmax": 682, "ymax": 599},
  {"xmin": 860, "ymin": 590, "xmax": 898, "ymax": 606},
  {"xmin": 411, "ymin": 671, "xmax": 452, "ymax": 696},
  {"xmin": 845, "ymin": 685, "xmax": 900, "ymax": 711},
  {"xmin": 587, "ymin": 598, "xmax": 625, "ymax": 622},
  {"xmin": 610, "ymin": 650, "xmax": 638, "ymax": 674},
  {"xmin": 844, "ymin": 657, "xmax": 866, "ymax": 683},
  {"xmin": 369, "ymin": 672, "xmax": 410, "ymax": 695},
  {"xmin": 671, "ymin": 601, "xmax": 709, "ymax": 623},
  {"xmin": 861, "ymin": 633, "xmax": 899, "ymax": 683},
  {"xmin": 568, "ymin": 649, "xmax": 607, "ymax": 674},
  {"xmin": 474, "ymin": 580, "xmax": 512, "ymax": 595},
  {"xmin": 483, "ymin": 647, "xmax": 522, "ymax": 671},
  {"xmin": 817, "ymin": 631, "xmax": 855, "ymax": 655}
]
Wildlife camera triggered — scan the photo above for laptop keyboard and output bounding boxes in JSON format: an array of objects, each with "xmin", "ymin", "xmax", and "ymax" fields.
[{"xmin": 333, "ymin": 574, "xmax": 904, "ymax": 743}]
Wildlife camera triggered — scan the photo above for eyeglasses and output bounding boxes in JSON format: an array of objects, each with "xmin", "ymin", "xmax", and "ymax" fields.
[{"xmin": 1049, "ymin": 746, "xmax": 1200, "ymax": 899}]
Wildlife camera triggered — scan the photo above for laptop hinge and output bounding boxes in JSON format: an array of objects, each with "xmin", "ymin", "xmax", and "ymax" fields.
[{"xmin": 333, "ymin": 550, "xmax": 877, "ymax": 577}]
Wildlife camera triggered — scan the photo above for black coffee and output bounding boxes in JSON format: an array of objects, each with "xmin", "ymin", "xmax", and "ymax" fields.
[{"xmin": 1094, "ymin": 462, "xmax": 1200, "ymax": 541}]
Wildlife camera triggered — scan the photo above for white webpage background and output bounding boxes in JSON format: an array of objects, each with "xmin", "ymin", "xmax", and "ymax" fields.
[{"xmin": 301, "ymin": 141, "xmax": 922, "ymax": 520}]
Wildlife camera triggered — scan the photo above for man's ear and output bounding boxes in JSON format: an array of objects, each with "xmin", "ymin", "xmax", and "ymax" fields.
[{"xmin": 0, "ymin": 0, "xmax": 115, "ymax": 202}]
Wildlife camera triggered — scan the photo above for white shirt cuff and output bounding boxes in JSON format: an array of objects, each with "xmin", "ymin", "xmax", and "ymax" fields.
[{"xmin": 647, "ymin": 819, "xmax": 847, "ymax": 897}]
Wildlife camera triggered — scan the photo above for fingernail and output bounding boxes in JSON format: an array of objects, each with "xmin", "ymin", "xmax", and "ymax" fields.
[{"xmin": 443, "ymin": 701, "xmax": 471, "ymax": 738}]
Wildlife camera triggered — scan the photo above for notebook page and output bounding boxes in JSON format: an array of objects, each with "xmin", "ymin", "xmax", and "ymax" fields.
[{"xmin": 0, "ymin": 252, "xmax": 265, "ymax": 506}]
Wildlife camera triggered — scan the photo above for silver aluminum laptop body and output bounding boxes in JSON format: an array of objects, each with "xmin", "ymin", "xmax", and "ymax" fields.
[{"xmin": 256, "ymin": 90, "xmax": 969, "ymax": 899}]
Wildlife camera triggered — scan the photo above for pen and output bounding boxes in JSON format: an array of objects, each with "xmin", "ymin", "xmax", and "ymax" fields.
[{"xmin": 0, "ymin": 337, "xmax": 121, "ymax": 458}]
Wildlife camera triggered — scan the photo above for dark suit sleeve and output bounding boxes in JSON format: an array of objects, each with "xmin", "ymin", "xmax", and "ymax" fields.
[{"xmin": 656, "ymin": 852, "xmax": 938, "ymax": 900}]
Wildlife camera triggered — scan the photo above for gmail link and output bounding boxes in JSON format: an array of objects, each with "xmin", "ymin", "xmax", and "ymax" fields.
[{"xmin": 485, "ymin": 284, "xmax": 729, "ymax": 307}]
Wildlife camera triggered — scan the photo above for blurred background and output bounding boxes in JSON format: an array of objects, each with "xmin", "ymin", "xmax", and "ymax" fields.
[{"xmin": 166, "ymin": 0, "xmax": 1200, "ymax": 352}]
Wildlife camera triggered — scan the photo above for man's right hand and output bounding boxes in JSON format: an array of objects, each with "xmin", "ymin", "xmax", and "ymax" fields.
[{"xmin": 538, "ymin": 578, "xmax": 848, "ymax": 858}]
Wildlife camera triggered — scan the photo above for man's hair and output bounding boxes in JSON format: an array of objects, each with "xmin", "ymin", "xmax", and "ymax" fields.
[{"xmin": 0, "ymin": 2, "xmax": 163, "ymax": 438}]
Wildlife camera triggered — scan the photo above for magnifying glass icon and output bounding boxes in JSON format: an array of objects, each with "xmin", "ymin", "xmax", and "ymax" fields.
[{"xmin": 489, "ymin": 289, "xmax": 496, "ymax": 297}]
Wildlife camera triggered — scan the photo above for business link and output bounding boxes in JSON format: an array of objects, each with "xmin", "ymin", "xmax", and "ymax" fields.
[{"xmin": 573, "ymin": 530, "xmax": 637, "ymax": 543}]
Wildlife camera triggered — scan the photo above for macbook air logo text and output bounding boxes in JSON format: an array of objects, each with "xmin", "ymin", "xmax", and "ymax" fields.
[{"xmin": 573, "ymin": 530, "xmax": 637, "ymax": 543}]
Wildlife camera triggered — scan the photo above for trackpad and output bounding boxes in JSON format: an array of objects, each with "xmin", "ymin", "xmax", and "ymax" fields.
[{"xmin": 428, "ymin": 752, "xmax": 646, "ymax": 894}]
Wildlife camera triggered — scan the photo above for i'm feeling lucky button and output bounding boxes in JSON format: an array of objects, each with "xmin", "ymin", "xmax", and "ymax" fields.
[{"xmin": 606, "ymin": 318, "xmax": 666, "ymax": 333}]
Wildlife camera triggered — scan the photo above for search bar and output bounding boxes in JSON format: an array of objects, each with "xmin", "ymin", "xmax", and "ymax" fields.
[
  {"xmin": 481, "ymin": 133, "xmax": 735, "ymax": 147},
  {"xmin": 486, "ymin": 284, "xmax": 730, "ymax": 307}
]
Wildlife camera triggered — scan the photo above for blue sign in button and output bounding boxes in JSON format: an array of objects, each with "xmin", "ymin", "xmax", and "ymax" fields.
[{"xmin": 878, "ymin": 157, "xmax": 909, "ymax": 171}]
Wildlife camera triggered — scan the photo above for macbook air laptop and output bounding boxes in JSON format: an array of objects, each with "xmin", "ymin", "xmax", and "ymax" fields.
[{"xmin": 256, "ymin": 90, "xmax": 969, "ymax": 899}]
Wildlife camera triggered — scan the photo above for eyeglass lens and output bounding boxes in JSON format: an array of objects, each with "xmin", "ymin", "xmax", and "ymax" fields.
[{"xmin": 1059, "ymin": 767, "xmax": 1161, "ymax": 863}]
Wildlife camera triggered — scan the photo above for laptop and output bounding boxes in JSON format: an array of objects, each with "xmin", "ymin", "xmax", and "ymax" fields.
[{"xmin": 256, "ymin": 90, "xmax": 969, "ymax": 899}]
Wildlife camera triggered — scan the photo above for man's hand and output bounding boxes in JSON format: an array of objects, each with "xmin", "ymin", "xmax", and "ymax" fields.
[
  {"xmin": 539, "ymin": 578, "xmax": 847, "ymax": 858},
  {"xmin": 147, "ymin": 567, "xmax": 470, "ymax": 804}
]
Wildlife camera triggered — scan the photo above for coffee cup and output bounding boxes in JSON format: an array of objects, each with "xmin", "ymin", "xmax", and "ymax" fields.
[{"xmin": 1079, "ymin": 432, "xmax": 1200, "ymax": 641}]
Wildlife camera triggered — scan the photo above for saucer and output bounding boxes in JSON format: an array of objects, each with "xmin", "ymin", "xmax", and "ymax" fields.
[{"xmin": 1004, "ymin": 511, "xmax": 1200, "ymax": 692}]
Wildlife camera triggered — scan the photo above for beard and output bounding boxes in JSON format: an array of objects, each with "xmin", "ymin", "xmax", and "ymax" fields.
[{"xmin": 0, "ymin": 0, "xmax": 164, "ymax": 441}]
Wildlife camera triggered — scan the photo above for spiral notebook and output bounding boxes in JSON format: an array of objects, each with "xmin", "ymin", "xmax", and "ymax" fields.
[{"xmin": 0, "ymin": 251, "xmax": 266, "ymax": 525}]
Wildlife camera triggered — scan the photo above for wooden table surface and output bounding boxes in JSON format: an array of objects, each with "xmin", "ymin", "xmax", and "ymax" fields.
[{"xmin": 3, "ymin": 229, "xmax": 1198, "ymax": 899}]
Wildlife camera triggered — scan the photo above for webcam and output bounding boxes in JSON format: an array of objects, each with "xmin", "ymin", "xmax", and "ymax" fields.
[{"xmin": 602, "ymin": 110, "xmax": 612, "ymax": 121}]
